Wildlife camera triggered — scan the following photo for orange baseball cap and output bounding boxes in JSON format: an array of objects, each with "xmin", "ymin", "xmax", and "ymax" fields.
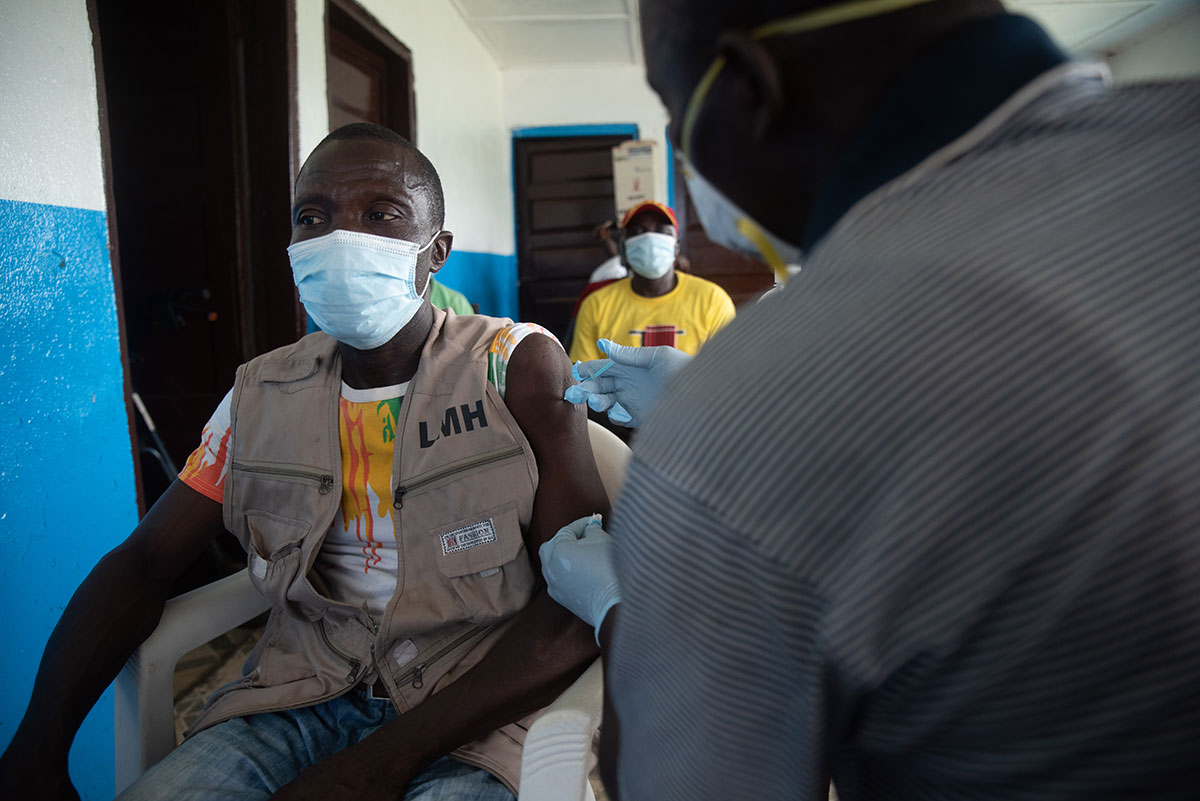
[{"xmin": 620, "ymin": 201, "xmax": 677, "ymax": 230}]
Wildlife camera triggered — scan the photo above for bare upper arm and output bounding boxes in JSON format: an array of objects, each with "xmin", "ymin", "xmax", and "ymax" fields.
[
  {"xmin": 503, "ymin": 333, "xmax": 611, "ymax": 555},
  {"xmin": 122, "ymin": 479, "xmax": 228, "ymax": 585}
]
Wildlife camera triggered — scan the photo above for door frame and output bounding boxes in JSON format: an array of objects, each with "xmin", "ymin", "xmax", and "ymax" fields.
[
  {"xmin": 511, "ymin": 124, "xmax": 684, "ymax": 255},
  {"xmin": 86, "ymin": 0, "xmax": 143, "ymax": 511},
  {"xmin": 508, "ymin": 121, "xmax": 643, "ymax": 330},
  {"xmin": 88, "ymin": 0, "xmax": 300, "ymax": 512},
  {"xmin": 326, "ymin": 0, "xmax": 416, "ymax": 141},
  {"xmin": 510, "ymin": 124, "xmax": 639, "ymax": 332}
]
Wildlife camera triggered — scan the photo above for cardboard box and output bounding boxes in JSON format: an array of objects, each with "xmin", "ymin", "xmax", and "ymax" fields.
[{"xmin": 612, "ymin": 140, "xmax": 664, "ymax": 218}]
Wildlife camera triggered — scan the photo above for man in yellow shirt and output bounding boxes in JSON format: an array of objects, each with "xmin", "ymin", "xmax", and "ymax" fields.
[{"xmin": 569, "ymin": 201, "xmax": 735, "ymax": 362}]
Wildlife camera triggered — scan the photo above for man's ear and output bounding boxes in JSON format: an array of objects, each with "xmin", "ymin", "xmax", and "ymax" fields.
[
  {"xmin": 716, "ymin": 30, "xmax": 785, "ymax": 144},
  {"xmin": 430, "ymin": 230, "xmax": 453, "ymax": 274}
]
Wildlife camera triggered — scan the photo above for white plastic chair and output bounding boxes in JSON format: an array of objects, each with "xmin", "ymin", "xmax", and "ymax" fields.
[
  {"xmin": 520, "ymin": 420, "xmax": 629, "ymax": 801},
  {"xmin": 114, "ymin": 420, "xmax": 629, "ymax": 798}
]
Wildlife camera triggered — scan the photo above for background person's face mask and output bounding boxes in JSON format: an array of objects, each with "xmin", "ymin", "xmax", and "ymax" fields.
[
  {"xmin": 288, "ymin": 229, "xmax": 438, "ymax": 350},
  {"xmin": 677, "ymin": 0, "xmax": 936, "ymax": 281},
  {"xmin": 623, "ymin": 231, "xmax": 677, "ymax": 280}
]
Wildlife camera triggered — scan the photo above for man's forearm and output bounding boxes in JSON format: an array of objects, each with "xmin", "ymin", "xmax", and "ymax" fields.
[
  {"xmin": 597, "ymin": 607, "xmax": 621, "ymax": 800},
  {"xmin": 361, "ymin": 588, "xmax": 599, "ymax": 785},
  {"xmin": 6, "ymin": 542, "xmax": 171, "ymax": 758}
]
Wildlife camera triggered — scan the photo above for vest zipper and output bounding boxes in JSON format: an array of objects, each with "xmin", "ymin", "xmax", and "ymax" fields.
[
  {"xmin": 397, "ymin": 624, "xmax": 491, "ymax": 689},
  {"xmin": 392, "ymin": 445, "xmax": 524, "ymax": 509},
  {"xmin": 313, "ymin": 619, "xmax": 363, "ymax": 684},
  {"xmin": 233, "ymin": 460, "xmax": 334, "ymax": 494}
]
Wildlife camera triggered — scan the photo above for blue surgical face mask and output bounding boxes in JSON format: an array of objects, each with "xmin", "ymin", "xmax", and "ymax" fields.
[
  {"xmin": 623, "ymin": 231, "xmax": 677, "ymax": 280},
  {"xmin": 287, "ymin": 229, "xmax": 439, "ymax": 350}
]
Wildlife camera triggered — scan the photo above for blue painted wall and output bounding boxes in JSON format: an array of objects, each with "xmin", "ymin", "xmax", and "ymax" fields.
[
  {"xmin": 502, "ymin": 124, "xmax": 640, "ymax": 327},
  {"xmin": 0, "ymin": 198, "xmax": 139, "ymax": 800},
  {"xmin": 437, "ymin": 249, "xmax": 518, "ymax": 320}
]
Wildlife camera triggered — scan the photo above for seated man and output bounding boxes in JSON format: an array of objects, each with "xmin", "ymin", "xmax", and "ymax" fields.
[
  {"xmin": 569, "ymin": 201, "xmax": 735, "ymax": 362},
  {"xmin": 0, "ymin": 122, "xmax": 607, "ymax": 801}
]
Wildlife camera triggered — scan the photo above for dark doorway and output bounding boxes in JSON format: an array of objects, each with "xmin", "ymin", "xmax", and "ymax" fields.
[
  {"xmin": 673, "ymin": 171, "xmax": 775, "ymax": 307},
  {"xmin": 513, "ymin": 134, "xmax": 634, "ymax": 341},
  {"xmin": 92, "ymin": 0, "xmax": 299, "ymax": 514},
  {"xmin": 326, "ymin": 0, "xmax": 415, "ymax": 139}
]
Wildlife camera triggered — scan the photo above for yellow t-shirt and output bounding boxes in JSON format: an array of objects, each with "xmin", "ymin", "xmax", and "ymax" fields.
[{"xmin": 569, "ymin": 273, "xmax": 736, "ymax": 362}]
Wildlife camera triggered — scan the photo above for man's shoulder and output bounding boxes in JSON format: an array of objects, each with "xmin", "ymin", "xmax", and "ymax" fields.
[
  {"xmin": 677, "ymin": 272, "xmax": 731, "ymax": 297},
  {"xmin": 587, "ymin": 277, "xmax": 633, "ymax": 303},
  {"xmin": 442, "ymin": 310, "xmax": 512, "ymax": 339},
  {"xmin": 575, "ymin": 279, "xmax": 631, "ymax": 323},
  {"xmin": 484, "ymin": 319, "xmax": 563, "ymax": 399},
  {"xmin": 674, "ymin": 273, "xmax": 734, "ymax": 313},
  {"xmin": 239, "ymin": 331, "xmax": 337, "ymax": 380},
  {"xmin": 491, "ymin": 320, "xmax": 559, "ymax": 352},
  {"xmin": 1100, "ymin": 75, "xmax": 1200, "ymax": 128}
]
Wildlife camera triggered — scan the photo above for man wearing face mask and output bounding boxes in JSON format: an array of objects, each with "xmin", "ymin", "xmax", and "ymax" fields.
[
  {"xmin": 568, "ymin": 201, "xmax": 735, "ymax": 364},
  {"xmin": 542, "ymin": 0, "xmax": 1200, "ymax": 799},
  {"xmin": 0, "ymin": 123, "xmax": 609, "ymax": 801}
]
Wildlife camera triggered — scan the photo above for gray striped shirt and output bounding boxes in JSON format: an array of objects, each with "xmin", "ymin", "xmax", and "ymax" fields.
[{"xmin": 607, "ymin": 63, "xmax": 1200, "ymax": 800}]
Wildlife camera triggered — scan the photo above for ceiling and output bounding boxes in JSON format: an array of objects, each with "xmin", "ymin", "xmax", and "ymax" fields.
[
  {"xmin": 1009, "ymin": 0, "xmax": 1198, "ymax": 54},
  {"xmin": 447, "ymin": 0, "xmax": 1198, "ymax": 68},
  {"xmin": 447, "ymin": 0, "xmax": 642, "ymax": 68}
]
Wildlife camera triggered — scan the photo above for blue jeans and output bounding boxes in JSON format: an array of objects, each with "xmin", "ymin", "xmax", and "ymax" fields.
[{"xmin": 117, "ymin": 687, "xmax": 515, "ymax": 801}]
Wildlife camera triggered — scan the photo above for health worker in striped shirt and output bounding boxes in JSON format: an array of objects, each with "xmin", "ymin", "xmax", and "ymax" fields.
[{"xmin": 545, "ymin": 0, "xmax": 1200, "ymax": 799}]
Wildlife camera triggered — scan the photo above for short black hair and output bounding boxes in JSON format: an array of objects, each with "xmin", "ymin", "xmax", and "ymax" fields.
[{"xmin": 316, "ymin": 122, "xmax": 446, "ymax": 231}]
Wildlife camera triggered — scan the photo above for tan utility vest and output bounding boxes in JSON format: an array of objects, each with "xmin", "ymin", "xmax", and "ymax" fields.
[{"xmin": 190, "ymin": 308, "xmax": 541, "ymax": 790}]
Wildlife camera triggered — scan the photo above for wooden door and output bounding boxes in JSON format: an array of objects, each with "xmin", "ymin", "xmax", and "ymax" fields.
[
  {"xmin": 514, "ymin": 135, "xmax": 633, "ymax": 341},
  {"xmin": 94, "ymin": 0, "xmax": 297, "ymax": 509},
  {"xmin": 326, "ymin": 0, "xmax": 415, "ymax": 140},
  {"xmin": 673, "ymin": 169, "xmax": 775, "ymax": 307}
]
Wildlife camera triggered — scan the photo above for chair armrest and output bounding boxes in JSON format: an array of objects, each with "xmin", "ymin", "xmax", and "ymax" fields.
[
  {"xmin": 518, "ymin": 423, "xmax": 627, "ymax": 799},
  {"xmin": 586, "ymin": 420, "xmax": 630, "ymax": 504},
  {"xmin": 519, "ymin": 658, "xmax": 604, "ymax": 801},
  {"xmin": 114, "ymin": 568, "xmax": 268, "ymax": 794}
]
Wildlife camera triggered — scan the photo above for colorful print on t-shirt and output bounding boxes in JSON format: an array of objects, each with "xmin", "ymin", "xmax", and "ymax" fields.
[
  {"xmin": 318, "ymin": 383, "xmax": 407, "ymax": 616},
  {"xmin": 177, "ymin": 322, "xmax": 559, "ymax": 618}
]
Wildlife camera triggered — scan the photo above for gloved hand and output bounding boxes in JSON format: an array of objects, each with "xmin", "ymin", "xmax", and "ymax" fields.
[
  {"xmin": 539, "ymin": 514, "xmax": 621, "ymax": 643},
  {"xmin": 564, "ymin": 339, "xmax": 692, "ymax": 427}
]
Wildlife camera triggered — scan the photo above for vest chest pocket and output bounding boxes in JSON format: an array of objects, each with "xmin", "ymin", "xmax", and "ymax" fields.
[
  {"xmin": 430, "ymin": 502, "xmax": 535, "ymax": 625},
  {"xmin": 245, "ymin": 510, "xmax": 312, "ymax": 617}
]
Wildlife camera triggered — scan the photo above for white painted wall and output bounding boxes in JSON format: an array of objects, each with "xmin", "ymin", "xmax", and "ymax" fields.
[
  {"xmin": 502, "ymin": 64, "xmax": 672, "ymax": 201},
  {"xmin": 0, "ymin": 0, "xmax": 105, "ymax": 211},
  {"xmin": 293, "ymin": 0, "xmax": 512, "ymax": 255},
  {"xmin": 1107, "ymin": 9, "xmax": 1200, "ymax": 83}
]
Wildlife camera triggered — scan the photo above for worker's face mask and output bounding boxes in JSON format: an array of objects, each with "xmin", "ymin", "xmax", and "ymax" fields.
[
  {"xmin": 678, "ymin": 156, "xmax": 802, "ymax": 282},
  {"xmin": 623, "ymin": 232, "xmax": 677, "ymax": 280},
  {"xmin": 677, "ymin": 0, "xmax": 937, "ymax": 281},
  {"xmin": 288, "ymin": 229, "xmax": 439, "ymax": 350}
]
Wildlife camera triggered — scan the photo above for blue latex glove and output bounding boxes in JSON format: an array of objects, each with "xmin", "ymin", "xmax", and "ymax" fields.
[
  {"xmin": 564, "ymin": 339, "xmax": 692, "ymax": 427},
  {"xmin": 539, "ymin": 514, "xmax": 621, "ymax": 643}
]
